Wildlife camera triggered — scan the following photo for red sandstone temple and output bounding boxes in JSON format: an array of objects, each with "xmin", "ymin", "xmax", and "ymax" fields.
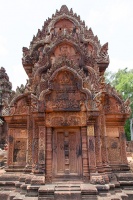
[{"xmin": 1, "ymin": 5, "xmax": 132, "ymax": 200}]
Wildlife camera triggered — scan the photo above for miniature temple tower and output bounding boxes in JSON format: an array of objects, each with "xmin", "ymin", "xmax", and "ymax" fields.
[
  {"xmin": 3, "ymin": 5, "xmax": 130, "ymax": 184},
  {"xmin": 0, "ymin": 67, "xmax": 12, "ymax": 148}
]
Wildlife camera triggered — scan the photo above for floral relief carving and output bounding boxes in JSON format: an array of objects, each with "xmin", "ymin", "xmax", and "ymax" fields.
[
  {"xmin": 107, "ymin": 137, "xmax": 121, "ymax": 163},
  {"xmin": 46, "ymin": 112, "xmax": 86, "ymax": 127}
]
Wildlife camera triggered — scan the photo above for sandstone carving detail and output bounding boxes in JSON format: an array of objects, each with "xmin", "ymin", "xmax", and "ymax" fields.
[{"xmin": 2, "ymin": 5, "xmax": 130, "ymax": 182}]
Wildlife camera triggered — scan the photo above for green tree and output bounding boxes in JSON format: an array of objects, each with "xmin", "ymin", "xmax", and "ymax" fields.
[{"xmin": 105, "ymin": 68, "xmax": 133, "ymax": 140}]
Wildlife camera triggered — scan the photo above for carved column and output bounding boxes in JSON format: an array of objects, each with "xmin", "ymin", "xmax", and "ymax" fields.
[
  {"xmin": 81, "ymin": 127, "xmax": 89, "ymax": 182},
  {"xmin": 95, "ymin": 116, "xmax": 103, "ymax": 172},
  {"xmin": 46, "ymin": 127, "xmax": 53, "ymax": 183},
  {"xmin": 87, "ymin": 125, "xmax": 96, "ymax": 173},
  {"xmin": 38, "ymin": 126, "xmax": 46, "ymax": 173}
]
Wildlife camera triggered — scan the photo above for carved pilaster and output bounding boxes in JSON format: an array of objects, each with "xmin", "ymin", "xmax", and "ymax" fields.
[
  {"xmin": 119, "ymin": 127, "xmax": 128, "ymax": 165},
  {"xmin": 100, "ymin": 112, "xmax": 109, "ymax": 168},
  {"xmin": 38, "ymin": 126, "xmax": 46, "ymax": 174},
  {"xmin": 32, "ymin": 122, "xmax": 39, "ymax": 172},
  {"xmin": 7, "ymin": 128, "xmax": 14, "ymax": 166},
  {"xmin": 87, "ymin": 125, "xmax": 96, "ymax": 173},
  {"xmin": 26, "ymin": 112, "xmax": 33, "ymax": 169},
  {"xmin": 81, "ymin": 127, "xmax": 89, "ymax": 182},
  {"xmin": 95, "ymin": 117, "xmax": 102, "ymax": 172},
  {"xmin": 46, "ymin": 127, "xmax": 52, "ymax": 183}
]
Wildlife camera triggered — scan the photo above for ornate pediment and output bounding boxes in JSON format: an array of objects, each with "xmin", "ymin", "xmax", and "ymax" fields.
[
  {"xmin": 105, "ymin": 84, "xmax": 131, "ymax": 115},
  {"xmin": 39, "ymin": 69, "xmax": 92, "ymax": 112},
  {"xmin": 22, "ymin": 5, "xmax": 109, "ymax": 80}
]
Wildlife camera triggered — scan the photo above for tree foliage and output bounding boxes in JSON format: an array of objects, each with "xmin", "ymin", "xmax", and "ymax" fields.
[{"xmin": 105, "ymin": 68, "xmax": 133, "ymax": 140}]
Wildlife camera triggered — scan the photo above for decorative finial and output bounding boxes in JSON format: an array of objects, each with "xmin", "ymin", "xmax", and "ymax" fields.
[{"xmin": 60, "ymin": 5, "xmax": 69, "ymax": 13}]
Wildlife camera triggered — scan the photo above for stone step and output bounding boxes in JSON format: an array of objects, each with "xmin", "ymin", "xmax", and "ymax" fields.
[
  {"xmin": 123, "ymin": 190, "xmax": 133, "ymax": 200},
  {"xmin": 20, "ymin": 184, "xmax": 30, "ymax": 195},
  {"xmin": 25, "ymin": 175, "xmax": 34, "ymax": 184},
  {"xmin": 54, "ymin": 191, "xmax": 81, "ymax": 200},
  {"xmin": 119, "ymin": 181, "xmax": 133, "ymax": 186},
  {"xmin": 119, "ymin": 192, "xmax": 128, "ymax": 200},
  {"xmin": 27, "ymin": 185, "xmax": 40, "ymax": 197},
  {"xmin": 98, "ymin": 196, "xmax": 121, "ymax": 200},
  {"xmin": 31, "ymin": 175, "xmax": 45, "ymax": 185},
  {"xmin": 23, "ymin": 198, "xmax": 38, "ymax": 200},
  {"xmin": 0, "ymin": 191, "xmax": 10, "ymax": 200},
  {"xmin": 9, "ymin": 192, "xmax": 20, "ymax": 200},
  {"xmin": 81, "ymin": 184, "xmax": 98, "ymax": 195},
  {"xmin": 15, "ymin": 182, "xmax": 23, "ymax": 192},
  {"xmin": 0, "ymin": 180, "xmax": 16, "ymax": 186},
  {"xmin": 55, "ymin": 185, "xmax": 80, "ymax": 191},
  {"xmin": 39, "ymin": 185, "xmax": 55, "ymax": 197},
  {"xmin": 98, "ymin": 197, "xmax": 121, "ymax": 200},
  {"xmin": 0, "ymin": 174, "xmax": 20, "ymax": 181},
  {"xmin": 82, "ymin": 195, "xmax": 98, "ymax": 200},
  {"xmin": 116, "ymin": 173, "xmax": 133, "ymax": 182},
  {"xmin": 19, "ymin": 175, "xmax": 28, "ymax": 183},
  {"xmin": 99, "ymin": 192, "xmax": 111, "ymax": 197},
  {"xmin": 96, "ymin": 184, "xmax": 110, "ymax": 192},
  {"xmin": 13, "ymin": 195, "xmax": 25, "ymax": 200},
  {"xmin": 123, "ymin": 186, "xmax": 133, "ymax": 190},
  {"xmin": 98, "ymin": 192, "xmax": 129, "ymax": 200}
]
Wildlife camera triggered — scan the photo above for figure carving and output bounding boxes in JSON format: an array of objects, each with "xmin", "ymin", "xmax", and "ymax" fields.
[
  {"xmin": 97, "ymin": 42, "xmax": 109, "ymax": 62},
  {"xmin": 124, "ymin": 98, "xmax": 131, "ymax": 114}
]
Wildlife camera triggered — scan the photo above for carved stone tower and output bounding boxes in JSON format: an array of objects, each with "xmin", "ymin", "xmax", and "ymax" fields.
[
  {"xmin": 2, "ymin": 5, "xmax": 131, "ymax": 197},
  {"xmin": 0, "ymin": 67, "xmax": 12, "ymax": 147}
]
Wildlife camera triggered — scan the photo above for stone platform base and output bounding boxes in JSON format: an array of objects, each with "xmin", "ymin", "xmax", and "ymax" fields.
[{"xmin": 0, "ymin": 172, "xmax": 133, "ymax": 200}]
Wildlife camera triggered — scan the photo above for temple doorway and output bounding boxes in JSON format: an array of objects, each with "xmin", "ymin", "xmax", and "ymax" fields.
[{"xmin": 52, "ymin": 128, "xmax": 82, "ymax": 181}]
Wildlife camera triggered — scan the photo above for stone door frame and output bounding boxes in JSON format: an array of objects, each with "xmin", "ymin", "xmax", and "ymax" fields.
[{"xmin": 45, "ymin": 126, "xmax": 90, "ymax": 183}]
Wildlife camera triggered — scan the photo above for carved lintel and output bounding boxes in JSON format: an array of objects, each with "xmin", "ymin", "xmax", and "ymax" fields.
[{"xmin": 46, "ymin": 112, "xmax": 86, "ymax": 127}]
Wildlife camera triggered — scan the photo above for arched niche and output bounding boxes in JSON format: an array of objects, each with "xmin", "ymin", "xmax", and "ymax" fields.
[
  {"xmin": 39, "ymin": 68, "xmax": 92, "ymax": 112},
  {"xmin": 48, "ymin": 17, "xmax": 81, "ymax": 35}
]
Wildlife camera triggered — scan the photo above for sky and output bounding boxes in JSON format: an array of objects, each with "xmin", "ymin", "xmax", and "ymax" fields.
[{"xmin": 0, "ymin": 0, "xmax": 133, "ymax": 90}]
